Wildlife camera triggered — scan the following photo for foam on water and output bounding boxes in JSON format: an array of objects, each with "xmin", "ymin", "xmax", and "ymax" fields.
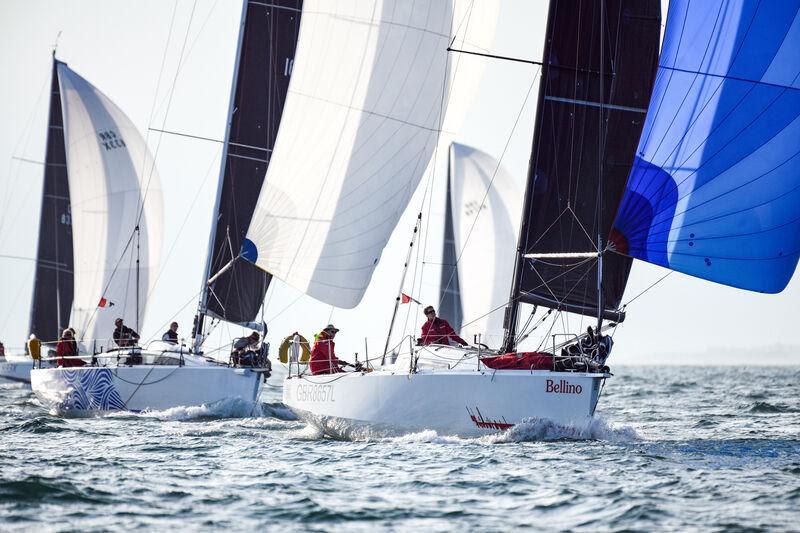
[
  {"xmin": 106, "ymin": 397, "xmax": 298, "ymax": 421},
  {"xmin": 487, "ymin": 416, "xmax": 640, "ymax": 443}
]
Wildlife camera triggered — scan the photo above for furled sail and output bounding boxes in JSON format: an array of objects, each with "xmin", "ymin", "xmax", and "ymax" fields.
[
  {"xmin": 512, "ymin": 0, "xmax": 661, "ymax": 322},
  {"xmin": 202, "ymin": 0, "xmax": 303, "ymax": 324},
  {"xmin": 440, "ymin": 143, "xmax": 520, "ymax": 344},
  {"xmin": 612, "ymin": 0, "xmax": 800, "ymax": 294},
  {"xmin": 244, "ymin": 0, "xmax": 456, "ymax": 309},
  {"xmin": 57, "ymin": 62, "xmax": 163, "ymax": 351},
  {"xmin": 29, "ymin": 58, "xmax": 74, "ymax": 345}
]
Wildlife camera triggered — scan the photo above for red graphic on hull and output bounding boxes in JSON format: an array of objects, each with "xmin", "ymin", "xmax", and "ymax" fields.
[{"xmin": 467, "ymin": 407, "xmax": 514, "ymax": 430}]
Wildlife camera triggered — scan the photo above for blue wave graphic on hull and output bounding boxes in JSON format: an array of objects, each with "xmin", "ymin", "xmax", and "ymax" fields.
[{"xmin": 60, "ymin": 369, "xmax": 126, "ymax": 411}]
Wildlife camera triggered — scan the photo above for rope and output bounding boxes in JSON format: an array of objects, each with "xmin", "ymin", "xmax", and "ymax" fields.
[{"xmin": 621, "ymin": 270, "xmax": 674, "ymax": 309}]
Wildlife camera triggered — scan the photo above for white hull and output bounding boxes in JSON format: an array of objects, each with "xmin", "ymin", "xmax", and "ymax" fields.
[
  {"xmin": 31, "ymin": 349, "xmax": 263, "ymax": 414},
  {"xmin": 0, "ymin": 356, "xmax": 34, "ymax": 384},
  {"xmin": 283, "ymin": 369, "xmax": 606, "ymax": 438}
]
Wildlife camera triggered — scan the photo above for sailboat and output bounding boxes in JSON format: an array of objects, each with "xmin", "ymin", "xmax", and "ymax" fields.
[
  {"xmin": 215, "ymin": 0, "xmax": 655, "ymax": 436},
  {"xmin": 270, "ymin": 0, "xmax": 799, "ymax": 437},
  {"xmin": 248, "ymin": 0, "xmax": 660, "ymax": 436},
  {"xmin": 1, "ymin": 53, "xmax": 158, "ymax": 384},
  {"xmin": 31, "ymin": 0, "xmax": 304, "ymax": 413},
  {"xmin": 439, "ymin": 142, "xmax": 521, "ymax": 347}
]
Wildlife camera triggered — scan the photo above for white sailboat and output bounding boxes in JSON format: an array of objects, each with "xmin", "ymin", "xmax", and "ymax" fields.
[
  {"xmin": 223, "ymin": 0, "xmax": 657, "ymax": 436},
  {"xmin": 277, "ymin": 0, "xmax": 800, "ymax": 436},
  {"xmin": 31, "ymin": 0, "xmax": 304, "ymax": 413}
]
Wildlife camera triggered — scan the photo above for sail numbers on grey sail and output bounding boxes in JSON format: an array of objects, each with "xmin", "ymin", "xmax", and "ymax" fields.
[
  {"xmin": 198, "ymin": 0, "xmax": 302, "ymax": 332},
  {"xmin": 29, "ymin": 57, "xmax": 74, "ymax": 346},
  {"xmin": 504, "ymin": 0, "xmax": 661, "ymax": 351}
]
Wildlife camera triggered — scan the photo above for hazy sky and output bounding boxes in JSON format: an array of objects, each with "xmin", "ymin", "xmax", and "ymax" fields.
[{"xmin": 1, "ymin": 0, "xmax": 798, "ymax": 365}]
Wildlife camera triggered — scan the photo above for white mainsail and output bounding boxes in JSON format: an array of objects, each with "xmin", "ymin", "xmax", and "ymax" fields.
[
  {"xmin": 245, "ymin": 0, "xmax": 462, "ymax": 309},
  {"xmin": 57, "ymin": 63, "xmax": 163, "ymax": 350},
  {"xmin": 447, "ymin": 143, "xmax": 520, "ymax": 345}
]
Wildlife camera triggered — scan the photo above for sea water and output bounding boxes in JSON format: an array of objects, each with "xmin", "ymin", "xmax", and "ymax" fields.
[{"xmin": 1, "ymin": 366, "xmax": 798, "ymax": 531}]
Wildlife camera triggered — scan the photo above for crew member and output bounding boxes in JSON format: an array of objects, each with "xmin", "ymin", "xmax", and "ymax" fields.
[
  {"xmin": 232, "ymin": 331, "xmax": 260, "ymax": 366},
  {"xmin": 418, "ymin": 306, "xmax": 468, "ymax": 346},
  {"xmin": 162, "ymin": 322, "xmax": 179, "ymax": 344},
  {"xmin": 113, "ymin": 318, "xmax": 140, "ymax": 348},
  {"xmin": 27, "ymin": 334, "xmax": 41, "ymax": 364},
  {"xmin": 309, "ymin": 324, "xmax": 359, "ymax": 375},
  {"xmin": 56, "ymin": 329, "xmax": 84, "ymax": 368}
]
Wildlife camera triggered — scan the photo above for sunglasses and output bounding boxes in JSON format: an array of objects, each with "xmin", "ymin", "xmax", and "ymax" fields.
[{"xmin": 425, "ymin": 310, "xmax": 435, "ymax": 315}]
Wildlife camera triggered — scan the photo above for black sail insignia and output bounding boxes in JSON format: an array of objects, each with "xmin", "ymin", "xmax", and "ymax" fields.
[
  {"xmin": 204, "ymin": 0, "xmax": 302, "ymax": 324},
  {"xmin": 507, "ymin": 0, "xmax": 660, "ymax": 339},
  {"xmin": 29, "ymin": 59, "xmax": 74, "ymax": 345}
]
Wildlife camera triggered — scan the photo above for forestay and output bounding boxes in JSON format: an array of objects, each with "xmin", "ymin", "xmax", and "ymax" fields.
[
  {"xmin": 612, "ymin": 0, "xmax": 800, "ymax": 293},
  {"xmin": 57, "ymin": 63, "xmax": 163, "ymax": 351},
  {"xmin": 441, "ymin": 143, "xmax": 520, "ymax": 345},
  {"xmin": 244, "ymin": 0, "xmax": 456, "ymax": 309}
]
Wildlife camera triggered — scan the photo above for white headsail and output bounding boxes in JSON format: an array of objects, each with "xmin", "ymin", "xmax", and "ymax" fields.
[
  {"xmin": 57, "ymin": 62, "xmax": 163, "ymax": 350},
  {"xmin": 446, "ymin": 143, "xmax": 521, "ymax": 345},
  {"xmin": 245, "ymin": 0, "xmax": 462, "ymax": 309}
]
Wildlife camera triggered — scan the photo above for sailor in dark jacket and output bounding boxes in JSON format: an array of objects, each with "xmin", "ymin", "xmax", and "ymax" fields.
[
  {"xmin": 113, "ymin": 318, "xmax": 140, "ymax": 348},
  {"xmin": 161, "ymin": 322, "xmax": 179, "ymax": 344}
]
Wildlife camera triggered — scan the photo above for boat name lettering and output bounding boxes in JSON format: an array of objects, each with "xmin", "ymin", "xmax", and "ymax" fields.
[
  {"xmin": 296, "ymin": 383, "xmax": 335, "ymax": 403},
  {"xmin": 545, "ymin": 379, "xmax": 582, "ymax": 394}
]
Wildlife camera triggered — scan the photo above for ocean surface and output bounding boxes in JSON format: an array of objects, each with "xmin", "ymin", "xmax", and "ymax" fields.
[{"xmin": 1, "ymin": 365, "xmax": 798, "ymax": 531}]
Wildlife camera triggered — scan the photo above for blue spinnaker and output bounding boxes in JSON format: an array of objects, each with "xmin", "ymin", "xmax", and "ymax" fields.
[{"xmin": 612, "ymin": 0, "xmax": 800, "ymax": 293}]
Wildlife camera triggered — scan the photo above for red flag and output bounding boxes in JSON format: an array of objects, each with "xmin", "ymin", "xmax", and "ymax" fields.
[
  {"xmin": 401, "ymin": 293, "xmax": 420, "ymax": 304},
  {"xmin": 98, "ymin": 297, "xmax": 115, "ymax": 308}
]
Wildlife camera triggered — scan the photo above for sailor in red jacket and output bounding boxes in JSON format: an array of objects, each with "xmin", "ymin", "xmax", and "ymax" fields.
[
  {"xmin": 309, "ymin": 324, "xmax": 360, "ymax": 375},
  {"xmin": 419, "ymin": 306, "xmax": 468, "ymax": 346},
  {"xmin": 56, "ymin": 328, "xmax": 85, "ymax": 368}
]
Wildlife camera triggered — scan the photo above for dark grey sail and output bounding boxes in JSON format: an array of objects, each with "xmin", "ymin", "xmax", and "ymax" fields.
[
  {"xmin": 438, "ymin": 152, "xmax": 462, "ymax": 331},
  {"xmin": 29, "ymin": 58, "xmax": 73, "ymax": 345},
  {"xmin": 504, "ymin": 0, "xmax": 660, "ymax": 350},
  {"xmin": 202, "ymin": 0, "xmax": 302, "ymax": 325}
]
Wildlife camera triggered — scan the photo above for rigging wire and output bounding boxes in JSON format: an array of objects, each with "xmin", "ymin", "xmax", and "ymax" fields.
[
  {"xmin": 385, "ymin": 0, "xmax": 479, "ymax": 347},
  {"xmin": 621, "ymin": 270, "xmax": 673, "ymax": 309}
]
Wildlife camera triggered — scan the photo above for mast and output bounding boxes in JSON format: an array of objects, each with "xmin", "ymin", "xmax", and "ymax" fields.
[
  {"xmin": 193, "ymin": 0, "xmax": 248, "ymax": 351},
  {"xmin": 596, "ymin": 0, "xmax": 605, "ymax": 333},
  {"xmin": 502, "ymin": 6, "xmax": 557, "ymax": 354},
  {"xmin": 135, "ymin": 224, "xmax": 141, "ymax": 333}
]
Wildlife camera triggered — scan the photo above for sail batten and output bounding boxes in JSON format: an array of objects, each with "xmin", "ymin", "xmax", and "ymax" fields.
[
  {"xmin": 507, "ymin": 0, "xmax": 662, "ymax": 328},
  {"xmin": 613, "ymin": 0, "xmax": 800, "ymax": 293}
]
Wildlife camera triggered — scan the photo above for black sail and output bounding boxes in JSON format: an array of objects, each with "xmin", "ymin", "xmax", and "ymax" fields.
[
  {"xmin": 512, "ymin": 0, "xmax": 660, "ymax": 325},
  {"xmin": 204, "ymin": 0, "xmax": 302, "ymax": 324},
  {"xmin": 438, "ymin": 154, "xmax": 463, "ymax": 331},
  {"xmin": 29, "ymin": 59, "xmax": 73, "ymax": 345}
]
